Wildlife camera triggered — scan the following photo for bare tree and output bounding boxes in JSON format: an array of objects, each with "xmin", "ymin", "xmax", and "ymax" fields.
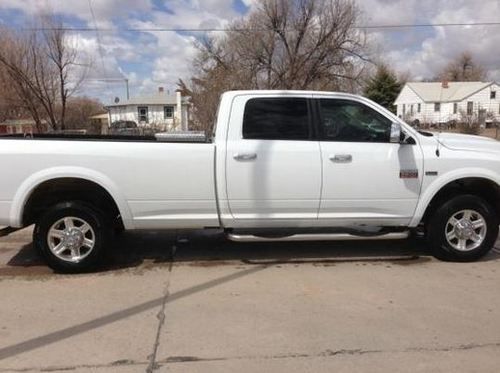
[
  {"xmin": 0, "ymin": 14, "xmax": 87, "ymax": 131},
  {"xmin": 42, "ymin": 15, "xmax": 87, "ymax": 130},
  {"xmin": 439, "ymin": 52, "xmax": 487, "ymax": 82},
  {"xmin": 0, "ymin": 30, "xmax": 46, "ymax": 130},
  {"xmin": 64, "ymin": 96, "xmax": 104, "ymax": 132},
  {"xmin": 180, "ymin": 0, "xmax": 369, "ymax": 130},
  {"xmin": 0, "ymin": 61, "xmax": 31, "ymax": 123}
]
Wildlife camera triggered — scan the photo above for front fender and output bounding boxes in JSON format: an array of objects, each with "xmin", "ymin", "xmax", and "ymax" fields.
[
  {"xmin": 9, "ymin": 166, "xmax": 134, "ymax": 229},
  {"xmin": 409, "ymin": 168, "xmax": 500, "ymax": 227}
]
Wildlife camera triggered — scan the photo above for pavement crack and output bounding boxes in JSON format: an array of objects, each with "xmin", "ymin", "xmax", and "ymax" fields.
[
  {"xmin": 3, "ymin": 342, "xmax": 500, "ymax": 372},
  {"xmin": 157, "ymin": 342, "xmax": 500, "ymax": 366},
  {"xmin": 405, "ymin": 342, "xmax": 500, "ymax": 353},
  {"xmin": 145, "ymin": 244, "xmax": 176, "ymax": 373}
]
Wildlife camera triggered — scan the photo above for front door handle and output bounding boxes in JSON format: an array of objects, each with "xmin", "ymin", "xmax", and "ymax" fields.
[
  {"xmin": 329, "ymin": 154, "xmax": 352, "ymax": 163},
  {"xmin": 233, "ymin": 152, "xmax": 257, "ymax": 161}
]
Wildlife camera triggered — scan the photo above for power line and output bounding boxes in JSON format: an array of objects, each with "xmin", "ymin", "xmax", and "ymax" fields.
[
  {"xmin": 24, "ymin": 21, "xmax": 500, "ymax": 33},
  {"xmin": 359, "ymin": 22, "xmax": 500, "ymax": 29}
]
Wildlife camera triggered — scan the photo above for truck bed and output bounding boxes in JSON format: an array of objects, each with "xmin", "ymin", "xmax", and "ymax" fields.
[{"xmin": 0, "ymin": 136, "xmax": 219, "ymax": 229}]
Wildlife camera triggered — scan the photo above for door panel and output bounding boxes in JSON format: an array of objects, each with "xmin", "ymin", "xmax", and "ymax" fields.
[
  {"xmin": 319, "ymin": 142, "xmax": 422, "ymax": 224},
  {"xmin": 316, "ymin": 97, "xmax": 423, "ymax": 225},
  {"xmin": 226, "ymin": 139, "xmax": 322, "ymax": 219},
  {"xmin": 225, "ymin": 95, "xmax": 322, "ymax": 221}
]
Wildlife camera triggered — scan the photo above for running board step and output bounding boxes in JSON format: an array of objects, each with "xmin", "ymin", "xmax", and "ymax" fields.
[{"xmin": 226, "ymin": 231, "xmax": 409, "ymax": 243}]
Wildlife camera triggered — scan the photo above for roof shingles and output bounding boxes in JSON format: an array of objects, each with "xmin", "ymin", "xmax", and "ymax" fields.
[{"xmin": 406, "ymin": 81, "xmax": 494, "ymax": 102}]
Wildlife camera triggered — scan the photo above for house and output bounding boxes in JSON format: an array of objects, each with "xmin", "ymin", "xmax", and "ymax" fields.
[
  {"xmin": 106, "ymin": 87, "xmax": 190, "ymax": 131},
  {"xmin": 395, "ymin": 81, "xmax": 500, "ymax": 125},
  {"xmin": 0, "ymin": 119, "xmax": 47, "ymax": 134}
]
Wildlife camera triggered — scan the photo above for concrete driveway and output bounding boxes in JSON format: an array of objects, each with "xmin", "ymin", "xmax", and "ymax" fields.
[{"xmin": 0, "ymin": 228, "xmax": 499, "ymax": 372}]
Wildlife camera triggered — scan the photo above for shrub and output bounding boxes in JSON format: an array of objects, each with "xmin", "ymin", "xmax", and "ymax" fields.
[{"xmin": 457, "ymin": 110, "xmax": 482, "ymax": 135}]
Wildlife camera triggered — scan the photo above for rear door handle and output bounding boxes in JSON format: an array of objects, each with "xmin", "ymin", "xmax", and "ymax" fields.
[
  {"xmin": 233, "ymin": 152, "xmax": 257, "ymax": 161},
  {"xmin": 329, "ymin": 154, "xmax": 352, "ymax": 163}
]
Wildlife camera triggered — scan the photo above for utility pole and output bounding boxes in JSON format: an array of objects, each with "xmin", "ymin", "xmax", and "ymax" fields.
[{"xmin": 125, "ymin": 79, "xmax": 130, "ymax": 100}]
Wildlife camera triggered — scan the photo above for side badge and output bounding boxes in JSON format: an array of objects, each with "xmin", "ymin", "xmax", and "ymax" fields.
[{"xmin": 400, "ymin": 170, "xmax": 419, "ymax": 179}]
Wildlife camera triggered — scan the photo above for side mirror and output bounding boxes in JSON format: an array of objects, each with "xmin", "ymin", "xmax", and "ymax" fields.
[{"xmin": 390, "ymin": 122, "xmax": 402, "ymax": 143}]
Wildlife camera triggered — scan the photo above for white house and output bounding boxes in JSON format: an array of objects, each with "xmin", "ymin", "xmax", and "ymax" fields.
[
  {"xmin": 395, "ymin": 81, "xmax": 500, "ymax": 125},
  {"xmin": 106, "ymin": 88, "xmax": 190, "ymax": 131}
]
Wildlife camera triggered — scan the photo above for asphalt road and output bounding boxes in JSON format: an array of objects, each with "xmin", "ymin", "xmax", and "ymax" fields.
[{"xmin": 1, "ymin": 228, "xmax": 500, "ymax": 372}]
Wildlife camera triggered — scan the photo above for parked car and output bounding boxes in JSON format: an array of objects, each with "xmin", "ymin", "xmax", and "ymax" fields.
[
  {"xmin": 0, "ymin": 91, "xmax": 499, "ymax": 272},
  {"xmin": 109, "ymin": 120, "xmax": 140, "ymax": 135}
]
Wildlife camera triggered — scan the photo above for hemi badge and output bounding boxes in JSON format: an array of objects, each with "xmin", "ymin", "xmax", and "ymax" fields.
[
  {"xmin": 400, "ymin": 170, "xmax": 418, "ymax": 179},
  {"xmin": 425, "ymin": 171, "xmax": 438, "ymax": 176}
]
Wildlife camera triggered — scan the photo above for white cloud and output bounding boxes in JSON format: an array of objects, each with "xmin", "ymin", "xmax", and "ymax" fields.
[
  {"xmin": 240, "ymin": 0, "xmax": 258, "ymax": 9},
  {"xmin": 141, "ymin": 0, "xmax": 238, "ymax": 30},
  {"xmin": 358, "ymin": 0, "xmax": 500, "ymax": 81},
  {"xmin": 124, "ymin": 1, "xmax": 241, "ymax": 97},
  {"xmin": 0, "ymin": 0, "xmax": 153, "ymax": 28},
  {"xmin": 1, "ymin": 0, "xmax": 499, "ymax": 103},
  {"xmin": 130, "ymin": 25, "xmax": 198, "ymax": 95}
]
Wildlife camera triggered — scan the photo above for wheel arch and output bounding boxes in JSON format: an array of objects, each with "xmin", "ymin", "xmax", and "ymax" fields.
[
  {"xmin": 10, "ymin": 167, "xmax": 134, "ymax": 229},
  {"xmin": 411, "ymin": 172, "xmax": 500, "ymax": 227}
]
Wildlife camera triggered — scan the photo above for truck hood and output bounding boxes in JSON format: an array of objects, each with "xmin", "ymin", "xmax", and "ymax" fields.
[{"xmin": 433, "ymin": 132, "xmax": 500, "ymax": 154}]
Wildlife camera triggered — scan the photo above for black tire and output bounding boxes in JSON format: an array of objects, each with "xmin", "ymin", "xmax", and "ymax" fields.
[
  {"xmin": 427, "ymin": 195, "xmax": 499, "ymax": 262},
  {"xmin": 33, "ymin": 201, "xmax": 112, "ymax": 273}
]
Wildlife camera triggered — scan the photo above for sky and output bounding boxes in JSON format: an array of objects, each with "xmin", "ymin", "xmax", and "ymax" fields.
[{"xmin": 0, "ymin": 0, "xmax": 498, "ymax": 104}]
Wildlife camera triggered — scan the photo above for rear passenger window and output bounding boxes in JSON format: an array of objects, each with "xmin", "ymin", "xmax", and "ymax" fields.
[{"xmin": 243, "ymin": 98, "xmax": 310, "ymax": 140}]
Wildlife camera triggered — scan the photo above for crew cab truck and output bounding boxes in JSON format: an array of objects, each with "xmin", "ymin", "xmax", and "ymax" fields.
[{"xmin": 0, "ymin": 91, "xmax": 499, "ymax": 272}]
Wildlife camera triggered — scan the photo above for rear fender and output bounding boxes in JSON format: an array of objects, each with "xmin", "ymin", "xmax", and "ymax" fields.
[{"xmin": 10, "ymin": 166, "xmax": 134, "ymax": 229}]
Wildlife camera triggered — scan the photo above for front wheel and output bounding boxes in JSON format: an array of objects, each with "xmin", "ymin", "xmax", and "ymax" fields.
[
  {"xmin": 33, "ymin": 201, "xmax": 111, "ymax": 273},
  {"xmin": 427, "ymin": 195, "xmax": 499, "ymax": 262}
]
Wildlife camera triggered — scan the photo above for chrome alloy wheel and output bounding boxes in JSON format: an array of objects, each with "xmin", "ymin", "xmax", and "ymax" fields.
[
  {"xmin": 445, "ymin": 210, "xmax": 487, "ymax": 252},
  {"xmin": 47, "ymin": 217, "xmax": 95, "ymax": 263}
]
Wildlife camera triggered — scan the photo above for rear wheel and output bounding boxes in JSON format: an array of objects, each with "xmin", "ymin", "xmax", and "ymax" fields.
[
  {"xmin": 427, "ymin": 195, "xmax": 499, "ymax": 262},
  {"xmin": 33, "ymin": 201, "xmax": 111, "ymax": 273}
]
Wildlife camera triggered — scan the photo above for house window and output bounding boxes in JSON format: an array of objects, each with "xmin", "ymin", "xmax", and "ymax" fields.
[
  {"xmin": 453, "ymin": 103, "xmax": 458, "ymax": 114},
  {"xmin": 491, "ymin": 91, "xmax": 496, "ymax": 99},
  {"xmin": 138, "ymin": 106, "xmax": 149, "ymax": 123},
  {"xmin": 402, "ymin": 104, "xmax": 406, "ymax": 115},
  {"xmin": 434, "ymin": 103, "xmax": 440, "ymax": 112},
  {"xmin": 410, "ymin": 104, "xmax": 414, "ymax": 115},
  {"xmin": 164, "ymin": 106, "xmax": 174, "ymax": 119},
  {"xmin": 417, "ymin": 103, "xmax": 421, "ymax": 113},
  {"xmin": 467, "ymin": 101, "xmax": 473, "ymax": 115}
]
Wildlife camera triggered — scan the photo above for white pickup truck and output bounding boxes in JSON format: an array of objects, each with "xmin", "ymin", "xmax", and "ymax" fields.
[{"xmin": 1, "ymin": 91, "xmax": 499, "ymax": 272}]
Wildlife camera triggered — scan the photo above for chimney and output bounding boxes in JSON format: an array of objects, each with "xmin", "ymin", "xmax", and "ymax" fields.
[
  {"xmin": 176, "ymin": 89, "xmax": 185, "ymax": 131},
  {"xmin": 442, "ymin": 80, "xmax": 449, "ymax": 89},
  {"xmin": 158, "ymin": 86, "xmax": 164, "ymax": 94}
]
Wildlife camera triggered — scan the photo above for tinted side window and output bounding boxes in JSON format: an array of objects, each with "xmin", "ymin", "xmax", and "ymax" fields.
[
  {"xmin": 319, "ymin": 99, "xmax": 392, "ymax": 143},
  {"xmin": 243, "ymin": 98, "xmax": 310, "ymax": 140}
]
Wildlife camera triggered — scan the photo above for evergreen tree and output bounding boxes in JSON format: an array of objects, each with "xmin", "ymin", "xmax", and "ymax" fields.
[{"xmin": 364, "ymin": 65, "xmax": 402, "ymax": 113}]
